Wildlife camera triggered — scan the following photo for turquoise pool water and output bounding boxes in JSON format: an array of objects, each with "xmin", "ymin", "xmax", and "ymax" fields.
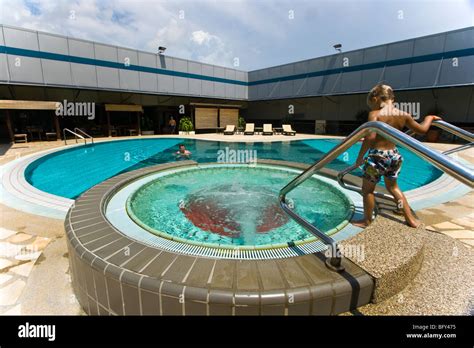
[
  {"xmin": 127, "ymin": 166, "xmax": 352, "ymax": 246},
  {"xmin": 25, "ymin": 138, "xmax": 442, "ymax": 199}
]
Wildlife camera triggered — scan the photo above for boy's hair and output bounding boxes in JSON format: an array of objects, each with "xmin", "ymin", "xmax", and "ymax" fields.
[{"xmin": 367, "ymin": 84, "xmax": 395, "ymax": 109}]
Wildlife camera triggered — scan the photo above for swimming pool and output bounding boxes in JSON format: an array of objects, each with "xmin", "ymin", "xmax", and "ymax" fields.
[
  {"xmin": 126, "ymin": 165, "xmax": 352, "ymax": 247},
  {"xmin": 25, "ymin": 137, "xmax": 442, "ymax": 199}
]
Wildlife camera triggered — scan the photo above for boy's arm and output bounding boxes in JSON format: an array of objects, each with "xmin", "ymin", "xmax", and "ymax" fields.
[
  {"xmin": 405, "ymin": 114, "xmax": 442, "ymax": 135},
  {"xmin": 355, "ymin": 112, "xmax": 377, "ymax": 166}
]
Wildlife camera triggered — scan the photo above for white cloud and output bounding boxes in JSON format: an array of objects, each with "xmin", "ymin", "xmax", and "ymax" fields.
[{"xmin": 191, "ymin": 30, "xmax": 215, "ymax": 46}]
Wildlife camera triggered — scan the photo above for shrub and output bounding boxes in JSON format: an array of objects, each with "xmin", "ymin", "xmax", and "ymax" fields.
[
  {"xmin": 179, "ymin": 117, "xmax": 194, "ymax": 132},
  {"xmin": 238, "ymin": 116, "xmax": 246, "ymax": 128}
]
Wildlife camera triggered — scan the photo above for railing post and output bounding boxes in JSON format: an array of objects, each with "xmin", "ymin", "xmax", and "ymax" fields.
[{"xmin": 325, "ymin": 242, "xmax": 344, "ymax": 272}]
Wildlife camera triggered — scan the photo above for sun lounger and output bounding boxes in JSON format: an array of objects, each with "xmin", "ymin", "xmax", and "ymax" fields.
[
  {"xmin": 263, "ymin": 123, "xmax": 273, "ymax": 135},
  {"xmin": 282, "ymin": 124, "xmax": 296, "ymax": 136},
  {"xmin": 244, "ymin": 123, "xmax": 255, "ymax": 135},
  {"xmin": 223, "ymin": 125, "xmax": 236, "ymax": 135}
]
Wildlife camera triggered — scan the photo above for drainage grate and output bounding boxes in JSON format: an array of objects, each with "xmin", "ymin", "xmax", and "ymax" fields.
[{"xmin": 118, "ymin": 227, "xmax": 329, "ymax": 260}]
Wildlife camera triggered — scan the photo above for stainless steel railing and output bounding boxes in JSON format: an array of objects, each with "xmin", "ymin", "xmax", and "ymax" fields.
[
  {"xmin": 443, "ymin": 142, "xmax": 473, "ymax": 156},
  {"xmin": 432, "ymin": 120, "xmax": 474, "ymax": 143},
  {"xmin": 337, "ymin": 163, "xmax": 393, "ymax": 202},
  {"xmin": 63, "ymin": 128, "xmax": 87, "ymax": 145},
  {"xmin": 339, "ymin": 120, "xmax": 474, "ymax": 199},
  {"xmin": 405, "ymin": 120, "xmax": 473, "ymax": 155},
  {"xmin": 74, "ymin": 127, "xmax": 94, "ymax": 144},
  {"xmin": 279, "ymin": 121, "xmax": 474, "ymax": 272}
]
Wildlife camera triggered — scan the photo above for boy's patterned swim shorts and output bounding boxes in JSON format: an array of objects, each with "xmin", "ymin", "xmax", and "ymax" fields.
[{"xmin": 363, "ymin": 148, "xmax": 403, "ymax": 183}]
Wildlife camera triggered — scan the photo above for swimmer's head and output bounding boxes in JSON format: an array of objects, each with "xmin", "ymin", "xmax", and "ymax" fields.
[{"xmin": 367, "ymin": 84, "xmax": 395, "ymax": 110}]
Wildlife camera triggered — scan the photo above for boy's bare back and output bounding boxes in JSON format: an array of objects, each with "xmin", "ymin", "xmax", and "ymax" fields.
[
  {"xmin": 368, "ymin": 106, "xmax": 441, "ymax": 150},
  {"xmin": 368, "ymin": 107, "xmax": 410, "ymax": 150}
]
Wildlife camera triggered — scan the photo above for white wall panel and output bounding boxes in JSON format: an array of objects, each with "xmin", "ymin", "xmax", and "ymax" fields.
[
  {"xmin": 139, "ymin": 72, "xmax": 158, "ymax": 92},
  {"xmin": 119, "ymin": 69, "xmax": 140, "ymax": 90},
  {"xmin": 96, "ymin": 66, "xmax": 120, "ymax": 89},
  {"xmin": 38, "ymin": 33, "xmax": 68, "ymax": 54},
  {"xmin": 68, "ymin": 39, "xmax": 95, "ymax": 58},
  {"xmin": 71, "ymin": 63, "xmax": 97, "ymax": 87},
  {"xmin": 7, "ymin": 56, "xmax": 43, "ymax": 83},
  {"xmin": 0, "ymin": 54, "xmax": 10, "ymax": 81},
  {"xmin": 42, "ymin": 60, "xmax": 72, "ymax": 85},
  {"xmin": 3, "ymin": 27, "xmax": 39, "ymax": 50}
]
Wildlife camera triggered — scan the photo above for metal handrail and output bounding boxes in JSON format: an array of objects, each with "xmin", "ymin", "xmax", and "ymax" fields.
[
  {"xmin": 432, "ymin": 121, "xmax": 473, "ymax": 155},
  {"xmin": 443, "ymin": 142, "xmax": 473, "ymax": 156},
  {"xmin": 74, "ymin": 127, "xmax": 94, "ymax": 144},
  {"xmin": 279, "ymin": 121, "xmax": 474, "ymax": 272},
  {"xmin": 405, "ymin": 120, "xmax": 473, "ymax": 155},
  {"xmin": 337, "ymin": 164, "xmax": 393, "ymax": 202},
  {"xmin": 342, "ymin": 120, "xmax": 474, "ymax": 198},
  {"xmin": 63, "ymin": 128, "xmax": 86, "ymax": 145},
  {"xmin": 432, "ymin": 120, "xmax": 474, "ymax": 143}
]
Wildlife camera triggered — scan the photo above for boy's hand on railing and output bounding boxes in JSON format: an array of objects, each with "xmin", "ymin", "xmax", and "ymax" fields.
[{"xmin": 426, "ymin": 115, "xmax": 442, "ymax": 121}]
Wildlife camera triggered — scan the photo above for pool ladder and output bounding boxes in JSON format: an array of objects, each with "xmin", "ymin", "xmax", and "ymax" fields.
[
  {"xmin": 279, "ymin": 121, "xmax": 474, "ymax": 272},
  {"xmin": 63, "ymin": 128, "xmax": 94, "ymax": 146}
]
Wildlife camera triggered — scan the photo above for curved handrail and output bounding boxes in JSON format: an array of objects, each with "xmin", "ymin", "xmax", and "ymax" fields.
[
  {"xmin": 74, "ymin": 127, "xmax": 94, "ymax": 144},
  {"xmin": 432, "ymin": 120, "xmax": 473, "ymax": 143},
  {"xmin": 405, "ymin": 120, "xmax": 473, "ymax": 155},
  {"xmin": 349, "ymin": 120, "xmax": 474, "ymax": 196},
  {"xmin": 442, "ymin": 142, "xmax": 473, "ymax": 156},
  {"xmin": 63, "ymin": 128, "xmax": 85, "ymax": 145},
  {"xmin": 279, "ymin": 121, "xmax": 474, "ymax": 272}
]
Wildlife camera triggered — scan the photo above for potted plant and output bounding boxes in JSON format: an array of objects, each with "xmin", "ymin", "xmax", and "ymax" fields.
[
  {"xmin": 238, "ymin": 116, "xmax": 246, "ymax": 129},
  {"xmin": 178, "ymin": 117, "xmax": 195, "ymax": 135}
]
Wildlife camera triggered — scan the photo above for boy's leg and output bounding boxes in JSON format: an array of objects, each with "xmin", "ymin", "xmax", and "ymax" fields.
[
  {"xmin": 384, "ymin": 178, "xmax": 421, "ymax": 228},
  {"xmin": 353, "ymin": 178, "xmax": 376, "ymax": 228}
]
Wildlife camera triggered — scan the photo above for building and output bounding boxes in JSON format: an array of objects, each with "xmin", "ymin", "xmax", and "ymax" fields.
[{"xmin": 0, "ymin": 24, "xmax": 472, "ymax": 141}]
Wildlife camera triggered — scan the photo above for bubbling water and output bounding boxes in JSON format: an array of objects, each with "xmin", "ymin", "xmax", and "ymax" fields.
[{"xmin": 128, "ymin": 166, "xmax": 352, "ymax": 247}]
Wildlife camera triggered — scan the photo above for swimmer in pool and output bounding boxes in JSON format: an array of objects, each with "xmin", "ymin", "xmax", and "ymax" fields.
[
  {"xmin": 352, "ymin": 84, "xmax": 442, "ymax": 228},
  {"xmin": 175, "ymin": 144, "xmax": 192, "ymax": 159}
]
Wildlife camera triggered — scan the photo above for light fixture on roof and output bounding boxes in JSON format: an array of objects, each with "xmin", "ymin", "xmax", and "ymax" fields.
[
  {"xmin": 333, "ymin": 44, "xmax": 342, "ymax": 53},
  {"xmin": 158, "ymin": 46, "xmax": 167, "ymax": 54}
]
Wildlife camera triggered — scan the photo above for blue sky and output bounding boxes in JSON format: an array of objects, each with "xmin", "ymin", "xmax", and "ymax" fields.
[{"xmin": 1, "ymin": 0, "xmax": 473, "ymax": 70}]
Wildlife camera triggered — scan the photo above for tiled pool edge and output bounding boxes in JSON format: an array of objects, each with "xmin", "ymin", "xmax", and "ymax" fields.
[{"xmin": 66, "ymin": 160, "xmax": 374, "ymax": 315}]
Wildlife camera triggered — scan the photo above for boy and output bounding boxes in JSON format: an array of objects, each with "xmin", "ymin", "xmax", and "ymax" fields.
[
  {"xmin": 176, "ymin": 144, "xmax": 192, "ymax": 159},
  {"xmin": 353, "ymin": 84, "xmax": 441, "ymax": 228}
]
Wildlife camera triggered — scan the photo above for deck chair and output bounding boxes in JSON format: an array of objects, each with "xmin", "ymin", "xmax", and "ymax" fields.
[
  {"xmin": 244, "ymin": 123, "xmax": 255, "ymax": 135},
  {"xmin": 223, "ymin": 125, "xmax": 236, "ymax": 135},
  {"xmin": 282, "ymin": 124, "xmax": 296, "ymax": 136},
  {"xmin": 263, "ymin": 124, "xmax": 273, "ymax": 135}
]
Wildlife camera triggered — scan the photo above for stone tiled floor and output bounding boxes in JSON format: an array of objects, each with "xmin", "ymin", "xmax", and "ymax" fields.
[
  {"xmin": 0, "ymin": 136, "xmax": 472, "ymax": 315},
  {"xmin": 0, "ymin": 205, "xmax": 83, "ymax": 314},
  {"xmin": 419, "ymin": 192, "xmax": 474, "ymax": 248},
  {"xmin": 415, "ymin": 143, "xmax": 473, "ymax": 249},
  {"xmin": 0, "ymin": 227, "xmax": 51, "ymax": 313}
]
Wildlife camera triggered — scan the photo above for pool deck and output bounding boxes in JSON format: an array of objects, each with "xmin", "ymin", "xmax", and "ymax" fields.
[{"xmin": 0, "ymin": 134, "xmax": 472, "ymax": 315}]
